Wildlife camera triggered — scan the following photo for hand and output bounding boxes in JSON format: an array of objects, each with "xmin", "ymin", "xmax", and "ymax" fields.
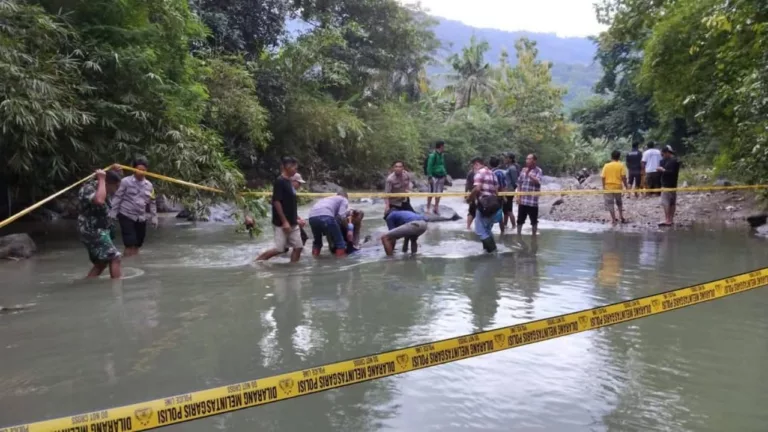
[
  {"xmin": 298, "ymin": 218, "xmax": 306, "ymax": 228},
  {"xmin": 656, "ymin": 167, "xmax": 664, "ymax": 172},
  {"xmin": 151, "ymin": 217, "xmax": 159, "ymax": 229},
  {"xmin": 95, "ymin": 169, "xmax": 106, "ymax": 180},
  {"xmin": 281, "ymin": 222, "xmax": 291, "ymax": 234},
  {"xmin": 346, "ymin": 232, "xmax": 354, "ymax": 243}
]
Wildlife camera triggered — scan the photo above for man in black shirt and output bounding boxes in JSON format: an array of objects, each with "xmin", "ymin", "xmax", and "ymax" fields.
[
  {"xmin": 256, "ymin": 156, "xmax": 306, "ymax": 262},
  {"xmin": 657, "ymin": 145, "xmax": 681, "ymax": 227},
  {"xmin": 625, "ymin": 142, "xmax": 643, "ymax": 198}
]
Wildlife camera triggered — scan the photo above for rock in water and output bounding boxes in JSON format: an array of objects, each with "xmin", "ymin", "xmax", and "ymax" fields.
[
  {"xmin": 416, "ymin": 204, "xmax": 461, "ymax": 222},
  {"xmin": 0, "ymin": 233, "xmax": 37, "ymax": 259},
  {"xmin": 747, "ymin": 214, "xmax": 768, "ymax": 228},
  {"xmin": 309, "ymin": 181, "xmax": 343, "ymax": 194},
  {"xmin": 156, "ymin": 195, "xmax": 184, "ymax": 213}
]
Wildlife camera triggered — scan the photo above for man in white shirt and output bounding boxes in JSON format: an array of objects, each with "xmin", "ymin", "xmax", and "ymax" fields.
[{"xmin": 641, "ymin": 141, "xmax": 662, "ymax": 197}]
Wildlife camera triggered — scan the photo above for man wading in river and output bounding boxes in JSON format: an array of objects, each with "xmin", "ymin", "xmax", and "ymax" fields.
[
  {"xmin": 516, "ymin": 154, "xmax": 542, "ymax": 236},
  {"xmin": 110, "ymin": 157, "xmax": 157, "ymax": 258},
  {"xmin": 256, "ymin": 157, "xmax": 306, "ymax": 263},
  {"xmin": 381, "ymin": 210, "xmax": 428, "ymax": 256},
  {"xmin": 78, "ymin": 168, "xmax": 123, "ymax": 279},
  {"xmin": 468, "ymin": 157, "xmax": 500, "ymax": 253}
]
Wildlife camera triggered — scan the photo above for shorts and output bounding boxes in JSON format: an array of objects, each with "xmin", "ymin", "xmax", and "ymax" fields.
[
  {"xmin": 384, "ymin": 220, "xmax": 428, "ymax": 240},
  {"xmin": 604, "ymin": 192, "xmax": 623, "ymax": 211},
  {"xmin": 503, "ymin": 196, "xmax": 514, "ymax": 213},
  {"xmin": 517, "ymin": 204, "xmax": 539, "ymax": 226},
  {"xmin": 429, "ymin": 176, "xmax": 446, "ymax": 193},
  {"xmin": 661, "ymin": 191, "xmax": 677, "ymax": 207},
  {"xmin": 628, "ymin": 172, "xmax": 642, "ymax": 188},
  {"xmin": 468, "ymin": 200, "xmax": 477, "ymax": 217},
  {"xmin": 274, "ymin": 225, "xmax": 303, "ymax": 250},
  {"xmin": 117, "ymin": 213, "xmax": 147, "ymax": 248},
  {"xmin": 646, "ymin": 172, "xmax": 661, "ymax": 190},
  {"xmin": 81, "ymin": 229, "xmax": 121, "ymax": 265}
]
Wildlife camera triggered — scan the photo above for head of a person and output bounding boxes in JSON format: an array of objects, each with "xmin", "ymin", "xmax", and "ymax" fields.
[
  {"xmin": 611, "ymin": 150, "xmax": 621, "ymax": 161},
  {"xmin": 489, "ymin": 156, "xmax": 501, "ymax": 169},
  {"xmin": 281, "ymin": 156, "xmax": 298, "ymax": 177},
  {"xmin": 471, "ymin": 157, "xmax": 485, "ymax": 172},
  {"xmin": 504, "ymin": 152, "xmax": 516, "ymax": 165},
  {"xmin": 435, "ymin": 140, "xmax": 445, "ymax": 153},
  {"xmin": 526, "ymin": 153, "xmax": 537, "ymax": 168},
  {"xmin": 647, "ymin": 140, "xmax": 656, "ymax": 149},
  {"xmin": 132, "ymin": 156, "xmax": 149, "ymax": 181},
  {"xmin": 632, "ymin": 141, "xmax": 639, "ymax": 150},
  {"xmin": 661, "ymin": 145, "xmax": 675, "ymax": 158},
  {"xmin": 106, "ymin": 169, "xmax": 122, "ymax": 194},
  {"xmin": 392, "ymin": 160, "xmax": 405, "ymax": 175},
  {"xmin": 349, "ymin": 209, "xmax": 364, "ymax": 224},
  {"xmin": 337, "ymin": 191, "xmax": 349, "ymax": 199},
  {"xmin": 290, "ymin": 172, "xmax": 305, "ymax": 189}
]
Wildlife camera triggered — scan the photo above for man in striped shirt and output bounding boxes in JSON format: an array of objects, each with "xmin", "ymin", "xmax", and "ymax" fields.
[
  {"xmin": 467, "ymin": 157, "xmax": 500, "ymax": 253},
  {"xmin": 109, "ymin": 157, "xmax": 157, "ymax": 257},
  {"xmin": 516, "ymin": 153, "xmax": 542, "ymax": 236}
]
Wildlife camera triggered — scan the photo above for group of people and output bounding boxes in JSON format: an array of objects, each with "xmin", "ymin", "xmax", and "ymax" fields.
[
  {"xmin": 600, "ymin": 141, "xmax": 681, "ymax": 226},
  {"xmin": 77, "ymin": 158, "xmax": 158, "ymax": 279}
]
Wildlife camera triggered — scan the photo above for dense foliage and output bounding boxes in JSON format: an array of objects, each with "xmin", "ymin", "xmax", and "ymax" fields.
[
  {"xmin": 575, "ymin": 0, "xmax": 768, "ymax": 183},
  {"xmin": 1, "ymin": 0, "xmax": 611, "ymax": 221}
]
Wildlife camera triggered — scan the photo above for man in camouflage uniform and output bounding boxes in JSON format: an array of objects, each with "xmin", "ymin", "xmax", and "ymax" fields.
[{"xmin": 78, "ymin": 168, "xmax": 123, "ymax": 279}]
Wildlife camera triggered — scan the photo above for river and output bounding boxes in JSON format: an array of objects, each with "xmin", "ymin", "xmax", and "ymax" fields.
[{"xmin": 2, "ymin": 192, "xmax": 768, "ymax": 432}]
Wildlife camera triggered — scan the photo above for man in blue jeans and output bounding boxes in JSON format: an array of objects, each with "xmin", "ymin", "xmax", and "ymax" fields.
[
  {"xmin": 308, "ymin": 192, "xmax": 351, "ymax": 257},
  {"xmin": 381, "ymin": 210, "xmax": 428, "ymax": 256}
]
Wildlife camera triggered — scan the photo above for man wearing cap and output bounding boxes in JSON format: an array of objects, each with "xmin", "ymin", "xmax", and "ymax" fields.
[
  {"xmin": 110, "ymin": 156, "xmax": 157, "ymax": 257},
  {"xmin": 256, "ymin": 157, "xmax": 306, "ymax": 263},
  {"xmin": 657, "ymin": 145, "xmax": 681, "ymax": 227}
]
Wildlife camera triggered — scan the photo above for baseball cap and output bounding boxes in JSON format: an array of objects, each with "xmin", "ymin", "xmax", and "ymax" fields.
[
  {"xmin": 291, "ymin": 173, "xmax": 306, "ymax": 183},
  {"xmin": 662, "ymin": 145, "xmax": 676, "ymax": 155}
]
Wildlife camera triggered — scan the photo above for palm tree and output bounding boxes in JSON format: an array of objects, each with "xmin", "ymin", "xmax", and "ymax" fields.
[{"xmin": 444, "ymin": 35, "xmax": 495, "ymax": 110}]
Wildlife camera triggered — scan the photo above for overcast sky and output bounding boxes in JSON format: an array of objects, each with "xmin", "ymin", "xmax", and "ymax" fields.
[{"xmin": 403, "ymin": 0, "xmax": 607, "ymax": 38}]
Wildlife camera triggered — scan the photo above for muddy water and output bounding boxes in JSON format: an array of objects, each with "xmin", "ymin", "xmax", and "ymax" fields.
[{"xmin": 2, "ymin": 192, "xmax": 768, "ymax": 432}]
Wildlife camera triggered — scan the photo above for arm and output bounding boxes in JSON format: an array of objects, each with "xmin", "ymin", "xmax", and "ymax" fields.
[
  {"xmin": 108, "ymin": 178, "xmax": 125, "ymax": 218},
  {"xmin": 469, "ymin": 172, "xmax": 483, "ymax": 202},
  {"xmin": 338, "ymin": 199, "xmax": 349, "ymax": 219},
  {"xmin": 600, "ymin": 165, "xmax": 606, "ymax": 190},
  {"xmin": 93, "ymin": 176, "xmax": 107, "ymax": 206},
  {"xmin": 384, "ymin": 177, "xmax": 392, "ymax": 212},
  {"xmin": 148, "ymin": 184, "xmax": 158, "ymax": 224},
  {"xmin": 622, "ymin": 166, "xmax": 628, "ymax": 190},
  {"xmin": 527, "ymin": 168, "xmax": 541, "ymax": 185},
  {"xmin": 272, "ymin": 182, "xmax": 289, "ymax": 228}
]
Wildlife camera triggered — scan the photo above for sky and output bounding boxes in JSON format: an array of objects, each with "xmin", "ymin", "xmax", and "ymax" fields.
[{"xmin": 402, "ymin": 0, "xmax": 607, "ymax": 38}]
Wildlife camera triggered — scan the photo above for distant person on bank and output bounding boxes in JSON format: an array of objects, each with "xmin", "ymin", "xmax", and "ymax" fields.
[
  {"xmin": 658, "ymin": 145, "xmax": 681, "ymax": 227},
  {"xmin": 79, "ymin": 168, "xmax": 123, "ymax": 279},
  {"xmin": 381, "ymin": 210, "xmax": 428, "ymax": 256},
  {"xmin": 256, "ymin": 157, "xmax": 306, "ymax": 263},
  {"xmin": 468, "ymin": 157, "xmax": 501, "ymax": 253},
  {"xmin": 642, "ymin": 141, "xmax": 662, "ymax": 196},
  {"xmin": 425, "ymin": 140, "xmax": 447, "ymax": 214},
  {"xmin": 516, "ymin": 154, "xmax": 543, "ymax": 236},
  {"xmin": 503, "ymin": 152, "xmax": 520, "ymax": 229},
  {"xmin": 601, "ymin": 150, "xmax": 629, "ymax": 224},
  {"xmin": 384, "ymin": 160, "xmax": 414, "ymax": 214},
  {"xmin": 625, "ymin": 142, "xmax": 643, "ymax": 198},
  {"xmin": 110, "ymin": 157, "xmax": 157, "ymax": 258},
  {"xmin": 308, "ymin": 192, "xmax": 351, "ymax": 257}
]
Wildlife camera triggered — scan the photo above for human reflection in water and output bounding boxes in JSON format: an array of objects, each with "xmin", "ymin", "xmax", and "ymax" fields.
[
  {"xmin": 511, "ymin": 235, "xmax": 541, "ymax": 309},
  {"xmin": 598, "ymin": 233, "xmax": 622, "ymax": 288},
  {"xmin": 462, "ymin": 255, "xmax": 503, "ymax": 332},
  {"xmin": 271, "ymin": 273, "xmax": 304, "ymax": 364}
]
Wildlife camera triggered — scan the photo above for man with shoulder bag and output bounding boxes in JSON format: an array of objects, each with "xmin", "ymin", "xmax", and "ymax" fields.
[{"xmin": 468, "ymin": 157, "xmax": 500, "ymax": 253}]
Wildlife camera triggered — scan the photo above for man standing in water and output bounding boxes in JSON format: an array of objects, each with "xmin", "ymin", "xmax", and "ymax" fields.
[
  {"xmin": 308, "ymin": 192, "xmax": 350, "ymax": 257},
  {"xmin": 256, "ymin": 157, "xmax": 305, "ymax": 263},
  {"xmin": 465, "ymin": 161, "xmax": 477, "ymax": 230},
  {"xmin": 384, "ymin": 160, "xmax": 414, "ymax": 214},
  {"xmin": 425, "ymin": 141, "xmax": 447, "ymax": 214},
  {"xmin": 503, "ymin": 153, "xmax": 520, "ymax": 229},
  {"xmin": 601, "ymin": 150, "xmax": 629, "ymax": 224},
  {"xmin": 110, "ymin": 157, "xmax": 157, "ymax": 257},
  {"xmin": 516, "ymin": 154, "xmax": 542, "ymax": 236},
  {"xmin": 658, "ymin": 145, "xmax": 681, "ymax": 227},
  {"xmin": 642, "ymin": 141, "xmax": 662, "ymax": 196},
  {"xmin": 381, "ymin": 210, "xmax": 428, "ymax": 256},
  {"xmin": 79, "ymin": 168, "xmax": 123, "ymax": 279},
  {"xmin": 626, "ymin": 142, "xmax": 643, "ymax": 198},
  {"xmin": 468, "ymin": 157, "xmax": 500, "ymax": 253}
]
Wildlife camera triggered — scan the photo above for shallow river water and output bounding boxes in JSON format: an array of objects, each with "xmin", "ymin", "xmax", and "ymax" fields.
[{"xmin": 2, "ymin": 193, "xmax": 768, "ymax": 432}]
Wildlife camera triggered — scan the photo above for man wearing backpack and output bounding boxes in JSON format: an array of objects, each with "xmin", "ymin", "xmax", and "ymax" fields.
[
  {"xmin": 503, "ymin": 152, "xmax": 520, "ymax": 229},
  {"xmin": 425, "ymin": 141, "xmax": 447, "ymax": 214},
  {"xmin": 468, "ymin": 157, "xmax": 500, "ymax": 253},
  {"xmin": 489, "ymin": 156, "xmax": 508, "ymax": 235}
]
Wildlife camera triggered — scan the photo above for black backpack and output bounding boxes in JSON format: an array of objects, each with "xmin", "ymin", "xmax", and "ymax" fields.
[{"xmin": 423, "ymin": 152, "xmax": 431, "ymax": 175}]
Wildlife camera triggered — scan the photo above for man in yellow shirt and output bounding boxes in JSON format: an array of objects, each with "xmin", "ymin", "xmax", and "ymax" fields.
[{"xmin": 601, "ymin": 150, "xmax": 629, "ymax": 224}]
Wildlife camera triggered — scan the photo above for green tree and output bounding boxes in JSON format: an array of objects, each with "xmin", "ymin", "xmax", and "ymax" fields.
[{"xmin": 445, "ymin": 35, "xmax": 495, "ymax": 110}]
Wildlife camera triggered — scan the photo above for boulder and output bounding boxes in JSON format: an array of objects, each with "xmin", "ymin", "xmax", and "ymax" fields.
[
  {"xmin": 156, "ymin": 195, "xmax": 184, "ymax": 213},
  {"xmin": 541, "ymin": 175, "xmax": 559, "ymax": 185},
  {"xmin": 0, "ymin": 233, "xmax": 37, "ymax": 260},
  {"xmin": 309, "ymin": 181, "xmax": 343, "ymax": 194},
  {"xmin": 416, "ymin": 204, "xmax": 461, "ymax": 222},
  {"xmin": 50, "ymin": 194, "xmax": 79, "ymax": 219},
  {"xmin": 582, "ymin": 174, "xmax": 604, "ymax": 190},
  {"xmin": 411, "ymin": 175, "xmax": 430, "ymax": 193},
  {"xmin": 713, "ymin": 179, "xmax": 733, "ymax": 187}
]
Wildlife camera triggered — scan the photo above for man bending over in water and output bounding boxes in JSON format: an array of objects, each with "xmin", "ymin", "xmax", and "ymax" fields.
[
  {"xmin": 78, "ymin": 168, "xmax": 123, "ymax": 279},
  {"xmin": 308, "ymin": 191, "xmax": 350, "ymax": 257},
  {"xmin": 381, "ymin": 210, "xmax": 428, "ymax": 256}
]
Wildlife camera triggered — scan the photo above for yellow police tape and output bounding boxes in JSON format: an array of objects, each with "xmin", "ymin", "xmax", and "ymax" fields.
[{"xmin": 3, "ymin": 267, "xmax": 767, "ymax": 432}]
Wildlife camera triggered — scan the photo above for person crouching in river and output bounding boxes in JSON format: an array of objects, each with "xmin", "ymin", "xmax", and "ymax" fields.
[
  {"xmin": 331, "ymin": 209, "xmax": 365, "ymax": 254},
  {"xmin": 381, "ymin": 210, "xmax": 428, "ymax": 256},
  {"xmin": 109, "ymin": 157, "xmax": 157, "ymax": 258},
  {"xmin": 78, "ymin": 168, "xmax": 123, "ymax": 279},
  {"xmin": 468, "ymin": 157, "xmax": 500, "ymax": 253},
  {"xmin": 308, "ymin": 192, "xmax": 350, "ymax": 257}
]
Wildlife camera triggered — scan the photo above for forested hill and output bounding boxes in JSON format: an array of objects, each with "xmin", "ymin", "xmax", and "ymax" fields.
[{"xmin": 428, "ymin": 18, "xmax": 602, "ymax": 110}]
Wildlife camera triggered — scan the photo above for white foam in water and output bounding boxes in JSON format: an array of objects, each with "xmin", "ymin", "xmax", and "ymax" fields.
[{"xmin": 100, "ymin": 267, "xmax": 145, "ymax": 280}]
